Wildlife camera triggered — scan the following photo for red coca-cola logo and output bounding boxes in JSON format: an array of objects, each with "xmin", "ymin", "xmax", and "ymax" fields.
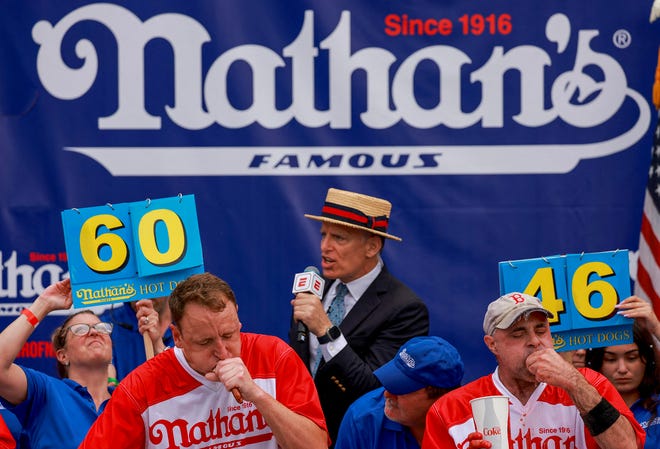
[{"xmin": 483, "ymin": 426, "xmax": 501, "ymax": 436}]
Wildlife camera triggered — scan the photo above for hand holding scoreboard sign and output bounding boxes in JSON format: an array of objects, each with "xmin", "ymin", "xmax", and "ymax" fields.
[
  {"xmin": 62, "ymin": 194, "xmax": 204, "ymax": 308},
  {"xmin": 499, "ymin": 250, "xmax": 633, "ymax": 352}
]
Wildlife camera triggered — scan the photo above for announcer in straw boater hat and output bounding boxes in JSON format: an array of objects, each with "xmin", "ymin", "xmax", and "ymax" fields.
[{"xmin": 288, "ymin": 187, "xmax": 430, "ymax": 446}]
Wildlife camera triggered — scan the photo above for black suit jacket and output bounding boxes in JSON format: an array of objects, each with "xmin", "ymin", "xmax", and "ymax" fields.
[{"xmin": 288, "ymin": 265, "xmax": 429, "ymax": 445}]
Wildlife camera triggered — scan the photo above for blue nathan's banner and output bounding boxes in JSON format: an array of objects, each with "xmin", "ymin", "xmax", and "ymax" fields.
[{"xmin": 0, "ymin": 0, "xmax": 657, "ymax": 379}]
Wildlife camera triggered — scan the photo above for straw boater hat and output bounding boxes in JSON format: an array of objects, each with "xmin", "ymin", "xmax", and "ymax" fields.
[{"xmin": 304, "ymin": 188, "xmax": 402, "ymax": 241}]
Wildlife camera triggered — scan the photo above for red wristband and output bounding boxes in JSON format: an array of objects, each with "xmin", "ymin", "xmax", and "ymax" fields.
[{"xmin": 21, "ymin": 309, "xmax": 39, "ymax": 327}]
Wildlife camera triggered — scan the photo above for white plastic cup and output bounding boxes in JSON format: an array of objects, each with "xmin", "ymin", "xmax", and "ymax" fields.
[{"xmin": 470, "ymin": 395, "xmax": 509, "ymax": 449}]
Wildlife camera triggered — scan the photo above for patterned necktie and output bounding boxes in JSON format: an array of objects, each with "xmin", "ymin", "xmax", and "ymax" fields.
[
  {"xmin": 327, "ymin": 283, "xmax": 347, "ymax": 328},
  {"xmin": 312, "ymin": 283, "xmax": 347, "ymax": 376}
]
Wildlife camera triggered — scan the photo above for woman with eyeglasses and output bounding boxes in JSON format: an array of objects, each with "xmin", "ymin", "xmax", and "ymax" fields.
[{"xmin": 0, "ymin": 278, "xmax": 114, "ymax": 449}]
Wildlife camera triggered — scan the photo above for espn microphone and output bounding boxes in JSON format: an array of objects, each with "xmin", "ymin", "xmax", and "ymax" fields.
[{"xmin": 292, "ymin": 266, "xmax": 325, "ymax": 342}]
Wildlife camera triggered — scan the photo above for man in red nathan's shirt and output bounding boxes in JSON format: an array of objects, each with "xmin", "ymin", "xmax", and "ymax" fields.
[
  {"xmin": 422, "ymin": 292, "xmax": 645, "ymax": 449},
  {"xmin": 80, "ymin": 272, "xmax": 328, "ymax": 449}
]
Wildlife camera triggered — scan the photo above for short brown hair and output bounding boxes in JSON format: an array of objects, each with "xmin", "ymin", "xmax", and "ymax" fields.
[{"xmin": 169, "ymin": 273, "xmax": 237, "ymax": 328}]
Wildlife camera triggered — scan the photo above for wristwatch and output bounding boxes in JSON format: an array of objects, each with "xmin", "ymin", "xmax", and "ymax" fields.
[{"xmin": 317, "ymin": 325, "xmax": 341, "ymax": 344}]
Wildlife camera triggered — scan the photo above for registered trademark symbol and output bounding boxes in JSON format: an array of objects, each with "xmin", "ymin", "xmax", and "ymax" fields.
[{"xmin": 612, "ymin": 29, "xmax": 631, "ymax": 48}]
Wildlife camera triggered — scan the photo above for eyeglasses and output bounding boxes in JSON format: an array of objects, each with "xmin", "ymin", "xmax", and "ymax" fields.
[{"xmin": 66, "ymin": 322, "xmax": 113, "ymax": 336}]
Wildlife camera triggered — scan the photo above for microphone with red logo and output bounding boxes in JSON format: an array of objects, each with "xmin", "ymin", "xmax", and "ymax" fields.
[{"xmin": 292, "ymin": 266, "xmax": 325, "ymax": 343}]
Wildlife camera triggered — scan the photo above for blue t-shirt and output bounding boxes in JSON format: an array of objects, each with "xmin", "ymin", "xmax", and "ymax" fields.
[
  {"xmin": 631, "ymin": 395, "xmax": 660, "ymax": 449},
  {"xmin": 0, "ymin": 367, "xmax": 112, "ymax": 449},
  {"xmin": 335, "ymin": 387, "xmax": 420, "ymax": 449},
  {"xmin": 98, "ymin": 302, "xmax": 173, "ymax": 381}
]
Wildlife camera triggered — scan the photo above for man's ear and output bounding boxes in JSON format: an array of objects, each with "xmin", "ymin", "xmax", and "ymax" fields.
[
  {"xmin": 365, "ymin": 235, "xmax": 383, "ymax": 257},
  {"xmin": 484, "ymin": 334, "xmax": 497, "ymax": 356},
  {"xmin": 171, "ymin": 323, "xmax": 183, "ymax": 348}
]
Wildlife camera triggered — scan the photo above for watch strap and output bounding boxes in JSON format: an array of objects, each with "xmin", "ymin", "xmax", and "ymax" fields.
[{"xmin": 317, "ymin": 325, "xmax": 341, "ymax": 344}]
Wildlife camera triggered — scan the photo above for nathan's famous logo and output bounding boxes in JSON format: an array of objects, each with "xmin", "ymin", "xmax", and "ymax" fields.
[
  {"xmin": 30, "ymin": 5, "xmax": 649, "ymax": 175},
  {"xmin": 149, "ymin": 408, "xmax": 269, "ymax": 449},
  {"xmin": 76, "ymin": 283, "xmax": 136, "ymax": 305},
  {"xmin": 0, "ymin": 251, "xmax": 68, "ymax": 301},
  {"xmin": 33, "ymin": 6, "xmax": 640, "ymax": 132}
]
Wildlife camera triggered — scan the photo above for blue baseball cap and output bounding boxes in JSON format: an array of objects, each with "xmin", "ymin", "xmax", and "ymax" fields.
[{"xmin": 374, "ymin": 336, "xmax": 464, "ymax": 395}]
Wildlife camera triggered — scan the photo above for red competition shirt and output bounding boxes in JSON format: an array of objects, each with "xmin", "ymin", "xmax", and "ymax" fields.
[
  {"xmin": 423, "ymin": 367, "xmax": 645, "ymax": 449},
  {"xmin": 0, "ymin": 415, "xmax": 15, "ymax": 449},
  {"xmin": 79, "ymin": 333, "xmax": 327, "ymax": 449}
]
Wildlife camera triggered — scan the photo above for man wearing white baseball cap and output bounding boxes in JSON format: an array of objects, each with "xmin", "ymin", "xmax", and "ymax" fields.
[
  {"xmin": 423, "ymin": 292, "xmax": 645, "ymax": 449},
  {"xmin": 335, "ymin": 336, "xmax": 464, "ymax": 449}
]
